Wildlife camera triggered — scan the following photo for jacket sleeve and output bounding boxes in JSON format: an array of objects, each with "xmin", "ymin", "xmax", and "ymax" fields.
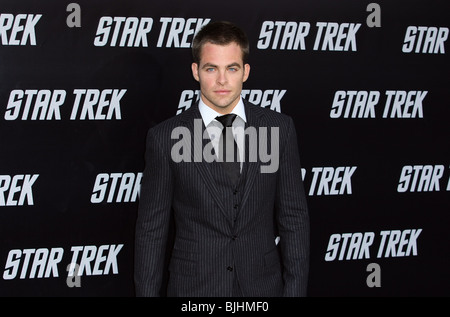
[
  {"xmin": 134, "ymin": 127, "xmax": 174, "ymax": 297},
  {"xmin": 275, "ymin": 116, "xmax": 310, "ymax": 297}
]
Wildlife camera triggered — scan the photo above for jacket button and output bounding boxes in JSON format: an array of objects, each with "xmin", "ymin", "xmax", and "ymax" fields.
[
  {"xmin": 232, "ymin": 235, "xmax": 237, "ymax": 240},
  {"xmin": 227, "ymin": 266, "xmax": 233, "ymax": 272}
]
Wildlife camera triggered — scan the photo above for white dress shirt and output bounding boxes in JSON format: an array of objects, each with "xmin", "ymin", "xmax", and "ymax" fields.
[{"xmin": 198, "ymin": 97, "xmax": 247, "ymax": 169}]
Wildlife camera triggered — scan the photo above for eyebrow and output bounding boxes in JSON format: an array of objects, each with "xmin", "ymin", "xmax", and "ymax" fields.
[{"xmin": 201, "ymin": 62, "xmax": 242, "ymax": 69}]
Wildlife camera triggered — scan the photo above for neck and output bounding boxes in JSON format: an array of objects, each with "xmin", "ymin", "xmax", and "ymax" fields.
[{"xmin": 201, "ymin": 97, "xmax": 239, "ymax": 115}]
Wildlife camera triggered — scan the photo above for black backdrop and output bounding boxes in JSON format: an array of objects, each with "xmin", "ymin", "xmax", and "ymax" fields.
[{"xmin": 0, "ymin": 0, "xmax": 449, "ymax": 297}]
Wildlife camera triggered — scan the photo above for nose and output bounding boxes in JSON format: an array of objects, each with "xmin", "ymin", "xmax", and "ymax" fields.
[{"xmin": 216, "ymin": 70, "xmax": 227, "ymax": 85}]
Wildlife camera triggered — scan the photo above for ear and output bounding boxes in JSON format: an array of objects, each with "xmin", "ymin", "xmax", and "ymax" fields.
[
  {"xmin": 191, "ymin": 63, "xmax": 199, "ymax": 82},
  {"xmin": 243, "ymin": 63, "xmax": 250, "ymax": 82}
]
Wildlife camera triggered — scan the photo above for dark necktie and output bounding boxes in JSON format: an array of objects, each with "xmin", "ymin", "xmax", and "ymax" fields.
[{"xmin": 215, "ymin": 114, "xmax": 240, "ymax": 185}]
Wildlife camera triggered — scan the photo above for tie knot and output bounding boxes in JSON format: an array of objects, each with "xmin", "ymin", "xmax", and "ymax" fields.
[{"xmin": 216, "ymin": 113, "xmax": 237, "ymax": 128}]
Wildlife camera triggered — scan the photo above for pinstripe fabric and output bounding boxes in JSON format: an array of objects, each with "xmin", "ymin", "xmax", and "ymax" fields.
[{"xmin": 134, "ymin": 99, "xmax": 310, "ymax": 297}]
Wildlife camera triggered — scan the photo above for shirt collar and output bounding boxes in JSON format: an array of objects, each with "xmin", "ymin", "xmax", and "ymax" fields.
[{"xmin": 198, "ymin": 96, "xmax": 247, "ymax": 127}]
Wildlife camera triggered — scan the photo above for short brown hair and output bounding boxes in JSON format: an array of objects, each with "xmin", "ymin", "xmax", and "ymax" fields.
[{"xmin": 192, "ymin": 21, "xmax": 249, "ymax": 64}]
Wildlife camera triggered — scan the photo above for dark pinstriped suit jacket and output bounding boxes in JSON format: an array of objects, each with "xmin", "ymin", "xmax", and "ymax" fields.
[{"xmin": 134, "ymin": 99, "xmax": 309, "ymax": 297}]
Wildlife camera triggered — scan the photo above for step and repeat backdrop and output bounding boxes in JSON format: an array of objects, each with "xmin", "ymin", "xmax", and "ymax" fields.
[{"xmin": 0, "ymin": 0, "xmax": 449, "ymax": 296}]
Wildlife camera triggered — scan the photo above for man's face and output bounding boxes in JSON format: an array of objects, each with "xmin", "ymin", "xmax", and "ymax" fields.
[{"xmin": 192, "ymin": 42, "xmax": 250, "ymax": 114}]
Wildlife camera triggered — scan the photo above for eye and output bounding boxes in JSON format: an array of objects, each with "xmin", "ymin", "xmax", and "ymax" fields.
[
  {"xmin": 206, "ymin": 67, "xmax": 215, "ymax": 72},
  {"xmin": 228, "ymin": 67, "xmax": 237, "ymax": 72}
]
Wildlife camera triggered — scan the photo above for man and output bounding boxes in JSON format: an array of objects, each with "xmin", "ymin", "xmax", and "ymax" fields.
[{"xmin": 134, "ymin": 21, "xmax": 309, "ymax": 297}]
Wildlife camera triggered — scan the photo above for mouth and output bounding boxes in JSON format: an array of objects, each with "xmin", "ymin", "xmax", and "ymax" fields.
[{"xmin": 214, "ymin": 90, "xmax": 231, "ymax": 95}]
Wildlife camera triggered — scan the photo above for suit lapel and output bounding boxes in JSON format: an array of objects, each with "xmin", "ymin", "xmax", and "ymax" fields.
[
  {"xmin": 239, "ymin": 100, "xmax": 265, "ymax": 213},
  {"xmin": 179, "ymin": 101, "xmax": 267, "ymax": 222},
  {"xmin": 180, "ymin": 104, "xmax": 230, "ymax": 222}
]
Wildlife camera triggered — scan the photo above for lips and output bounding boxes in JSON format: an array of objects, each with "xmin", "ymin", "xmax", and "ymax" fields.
[{"xmin": 215, "ymin": 90, "xmax": 231, "ymax": 95}]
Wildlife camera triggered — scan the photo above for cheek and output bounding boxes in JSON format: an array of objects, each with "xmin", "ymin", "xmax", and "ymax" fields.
[{"xmin": 199, "ymin": 75, "xmax": 216, "ymax": 88}]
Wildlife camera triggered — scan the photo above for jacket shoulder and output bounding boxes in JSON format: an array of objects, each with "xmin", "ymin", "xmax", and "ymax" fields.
[
  {"xmin": 243, "ymin": 99, "xmax": 293, "ymax": 126},
  {"xmin": 147, "ymin": 105, "xmax": 197, "ymax": 136}
]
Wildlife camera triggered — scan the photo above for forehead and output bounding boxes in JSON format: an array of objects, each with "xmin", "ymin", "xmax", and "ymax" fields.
[{"xmin": 199, "ymin": 42, "xmax": 244, "ymax": 65}]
